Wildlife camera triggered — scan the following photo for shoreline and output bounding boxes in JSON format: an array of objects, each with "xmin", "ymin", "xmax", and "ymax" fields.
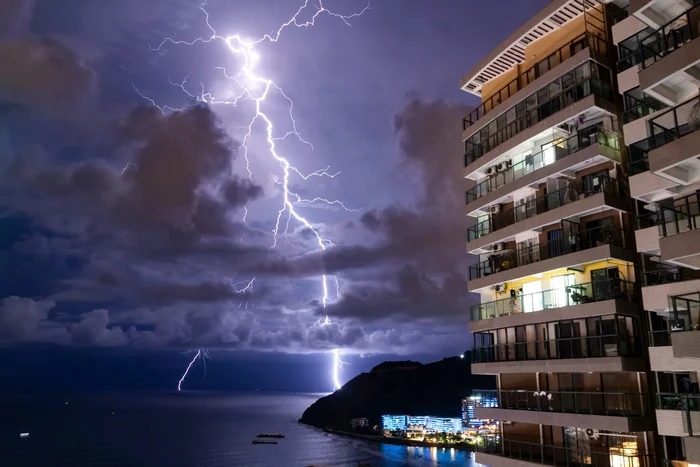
[{"xmin": 299, "ymin": 421, "xmax": 475, "ymax": 451}]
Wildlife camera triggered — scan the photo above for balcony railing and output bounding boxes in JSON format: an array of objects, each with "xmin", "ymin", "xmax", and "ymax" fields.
[
  {"xmin": 476, "ymin": 438, "xmax": 655, "ymax": 467},
  {"xmin": 642, "ymin": 261, "xmax": 699, "ymax": 286},
  {"xmin": 623, "ymin": 91, "xmax": 667, "ymax": 124},
  {"xmin": 470, "ymin": 278, "xmax": 635, "ymax": 322},
  {"xmin": 464, "ymin": 76, "xmax": 614, "ymax": 167},
  {"xmin": 471, "ymin": 334, "xmax": 642, "ymax": 363},
  {"xmin": 657, "ymin": 393, "xmax": 700, "ymax": 437},
  {"xmin": 628, "ymin": 137, "xmax": 652, "ymax": 176},
  {"xmin": 648, "ymin": 94, "xmax": 700, "ymax": 152},
  {"xmin": 618, "ymin": 4, "xmax": 700, "ymax": 71},
  {"xmin": 465, "ymin": 129, "xmax": 621, "ymax": 205},
  {"xmin": 469, "ymin": 225, "xmax": 629, "ymax": 281},
  {"xmin": 639, "ymin": 4, "xmax": 700, "ymax": 69},
  {"xmin": 654, "ymin": 193, "xmax": 700, "ymax": 238},
  {"xmin": 462, "ymin": 32, "xmax": 609, "ymax": 131},
  {"xmin": 467, "ymin": 175, "xmax": 624, "ymax": 241},
  {"xmin": 476, "ymin": 389, "xmax": 650, "ymax": 416}
]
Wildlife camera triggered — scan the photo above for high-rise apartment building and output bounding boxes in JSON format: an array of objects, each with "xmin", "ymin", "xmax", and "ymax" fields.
[
  {"xmin": 615, "ymin": 1, "xmax": 700, "ymax": 466},
  {"xmin": 462, "ymin": 1, "xmax": 662, "ymax": 466}
]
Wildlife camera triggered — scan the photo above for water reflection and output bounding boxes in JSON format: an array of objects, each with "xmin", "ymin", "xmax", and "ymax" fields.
[{"xmin": 379, "ymin": 443, "xmax": 484, "ymax": 466}]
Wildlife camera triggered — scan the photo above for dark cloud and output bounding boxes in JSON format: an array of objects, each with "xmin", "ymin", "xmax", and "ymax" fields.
[
  {"xmin": 0, "ymin": 36, "xmax": 96, "ymax": 115},
  {"xmin": 0, "ymin": 0, "xmax": 35, "ymax": 39}
]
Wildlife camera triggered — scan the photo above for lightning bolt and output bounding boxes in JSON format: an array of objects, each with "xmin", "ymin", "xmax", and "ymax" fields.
[
  {"xmin": 177, "ymin": 349, "xmax": 211, "ymax": 391},
  {"xmin": 143, "ymin": 0, "xmax": 368, "ymax": 392}
]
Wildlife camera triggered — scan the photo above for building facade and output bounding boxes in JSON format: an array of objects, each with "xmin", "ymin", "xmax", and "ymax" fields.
[
  {"xmin": 614, "ymin": 1, "xmax": 700, "ymax": 466},
  {"xmin": 462, "ymin": 1, "xmax": 664, "ymax": 467}
]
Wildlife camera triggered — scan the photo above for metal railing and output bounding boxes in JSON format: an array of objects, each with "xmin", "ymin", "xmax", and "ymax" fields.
[
  {"xmin": 648, "ymin": 94, "xmax": 700, "ymax": 151},
  {"xmin": 639, "ymin": 4, "xmax": 700, "ymax": 69},
  {"xmin": 464, "ymin": 77, "xmax": 614, "ymax": 167},
  {"xmin": 469, "ymin": 225, "xmax": 629, "ymax": 280},
  {"xmin": 618, "ymin": 4, "xmax": 700, "ymax": 71},
  {"xmin": 623, "ymin": 91, "xmax": 667, "ymax": 124},
  {"xmin": 642, "ymin": 261, "xmax": 699, "ymax": 286},
  {"xmin": 470, "ymin": 278, "xmax": 635, "ymax": 322},
  {"xmin": 471, "ymin": 334, "xmax": 642, "ymax": 363},
  {"xmin": 467, "ymin": 175, "xmax": 624, "ymax": 241},
  {"xmin": 465, "ymin": 129, "xmax": 621, "ymax": 205},
  {"xmin": 476, "ymin": 438, "xmax": 655, "ymax": 467},
  {"xmin": 462, "ymin": 33, "xmax": 608, "ymax": 131},
  {"xmin": 657, "ymin": 393, "xmax": 700, "ymax": 437},
  {"xmin": 476, "ymin": 389, "xmax": 650, "ymax": 416},
  {"xmin": 655, "ymin": 193, "xmax": 700, "ymax": 238},
  {"xmin": 628, "ymin": 137, "xmax": 652, "ymax": 176}
]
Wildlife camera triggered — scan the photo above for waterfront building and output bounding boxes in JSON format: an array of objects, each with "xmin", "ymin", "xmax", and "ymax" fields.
[
  {"xmin": 614, "ymin": 1, "xmax": 700, "ymax": 466},
  {"xmin": 463, "ymin": 2, "xmax": 661, "ymax": 466}
]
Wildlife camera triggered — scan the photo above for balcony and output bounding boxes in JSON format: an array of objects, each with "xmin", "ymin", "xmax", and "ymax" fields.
[
  {"xmin": 620, "ymin": 4, "xmax": 700, "ymax": 71},
  {"xmin": 472, "ymin": 334, "xmax": 642, "ymax": 364},
  {"xmin": 463, "ymin": 33, "xmax": 609, "ymax": 132},
  {"xmin": 646, "ymin": 96, "xmax": 700, "ymax": 187},
  {"xmin": 469, "ymin": 225, "xmax": 634, "ymax": 291},
  {"xmin": 467, "ymin": 176, "xmax": 627, "ymax": 253},
  {"xmin": 470, "ymin": 278, "xmax": 636, "ymax": 326},
  {"xmin": 655, "ymin": 393, "xmax": 700, "ymax": 438},
  {"xmin": 475, "ymin": 438, "xmax": 654, "ymax": 467},
  {"xmin": 480, "ymin": 389, "xmax": 650, "ymax": 417},
  {"xmin": 464, "ymin": 67, "xmax": 614, "ymax": 172},
  {"xmin": 623, "ymin": 89, "xmax": 667, "ymax": 124},
  {"xmin": 465, "ymin": 129, "xmax": 621, "ymax": 208}
]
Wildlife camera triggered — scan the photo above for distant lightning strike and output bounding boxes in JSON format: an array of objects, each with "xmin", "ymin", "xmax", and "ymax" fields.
[
  {"xmin": 143, "ymin": 0, "xmax": 367, "ymax": 392},
  {"xmin": 177, "ymin": 349, "xmax": 211, "ymax": 391}
]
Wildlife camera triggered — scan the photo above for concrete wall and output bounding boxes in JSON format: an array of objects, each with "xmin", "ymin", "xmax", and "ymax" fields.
[
  {"xmin": 612, "ymin": 14, "xmax": 648, "ymax": 45},
  {"xmin": 642, "ymin": 278, "xmax": 700, "ymax": 312},
  {"xmin": 684, "ymin": 437, "xmax": 700, "ymax": 464},
  {"xmin": 639, "ymin": 38, "xmax": 700, "ymax": 101},
  {"xmin": 649, "ymin": 346, "xmax": 700, "ymax": 372},
  {"xmin": 673, "ymin": 331, "xmax": 700, "ymax": 359},
  {"xmin": 656, "ymin": 409, "xmax": 700, "ymax": 436}
]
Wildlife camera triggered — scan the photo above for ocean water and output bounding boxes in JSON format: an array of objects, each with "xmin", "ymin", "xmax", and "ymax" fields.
[{"xmin": 0, "ymin": 392, "xmax": 483, "ymax": 467}]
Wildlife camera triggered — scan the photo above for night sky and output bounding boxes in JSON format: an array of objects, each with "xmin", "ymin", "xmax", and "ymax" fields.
[{"xmin": 0, "ymin": 0, "xmax": 550, "ymax": 393}]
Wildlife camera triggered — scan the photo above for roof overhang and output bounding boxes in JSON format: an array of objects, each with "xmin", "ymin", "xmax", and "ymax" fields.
[{"xmin": 460, "ymin": 0, "xmax": 601, "ymax": 97}]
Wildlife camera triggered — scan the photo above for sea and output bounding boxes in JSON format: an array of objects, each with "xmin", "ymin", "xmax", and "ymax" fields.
[{"xmin": 0, "ymin": 392, "xmax": 484, "ymax": 467}]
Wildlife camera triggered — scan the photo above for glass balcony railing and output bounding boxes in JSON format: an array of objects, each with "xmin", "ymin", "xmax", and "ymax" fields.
[
  {"xmin": 470, "ymin": 278, "xmax": 635, "ymax": 322},
  {"xmin": 469, "ymin": 225, "xmax": 630, "ymax": 281},
  {"xmin": 652, "ymin": 193, "xmax": 700, "ymax": 238},
  {"xmin": 628, "ymin": 137, "xmax": 652, "ymax": 176},
  {"xmin": 641, "ymin": 261, "xmax": 699, "ymax": 286},
  {"xmin": 464, "ymin": 73, "xmax": 614, "ymax": 168},
  {"xmin": 476, "ymin": 389, "xmax": 650, "ymax": 416},
  {"xmin": 640, "ymin": 4, "xmax": 700, "ymax": 69},
  {"xmin": 648, "ymin": 94, "xmax": 700, "ymax": 152},
  {"xmin": 476, "ymin": 438, "xmax": 655, "ymax": 467},
  {"xmin": 623, "ymin": 91, "xmax": 667, "ymax": 124},
  {"xmin": 465, "ymin": 129, "xmax": 621, "ymax": 205},
  {"xmin": 618, "ymin": 4, "xmax": 700, "ymax": 72},
  {"xmin": 656, "ymin": 393, "xmax": 700, "ymax": 437},
  {"xmin": 462, "ymin": 33, "xmax": 609, "ymax": 131},
  {"xmin": 471, "ymin": 334, "xmax": 642, "ymax": 364},
  {"xmin": 467, "ymin": 175, "xmax": 624, "ymax": 241}
]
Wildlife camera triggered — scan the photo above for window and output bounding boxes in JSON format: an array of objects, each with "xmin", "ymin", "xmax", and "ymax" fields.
[
  {"xmin": 517, "ymin": 237, "xmax": 539, "ymax": 266},
  {"xmin": 522, "ymin": 280, "xmax": 543, "ymax": 312},
  {"xmin": 514, "ymin": 194, "xmax": 536, "ymax": 222},
  {"xmin": 551, "ymin": 274, "xmax": 575, "ymax": 307}
]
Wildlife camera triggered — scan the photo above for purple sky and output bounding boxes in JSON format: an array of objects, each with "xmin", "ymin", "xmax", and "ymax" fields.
[{"xmin": 0, "ymin": 0, "xmax": 549, "ymax": 390}]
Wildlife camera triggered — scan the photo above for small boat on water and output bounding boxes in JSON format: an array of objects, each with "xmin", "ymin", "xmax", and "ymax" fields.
[
  {"xmin": 252, "ymin": 440, "xmax": 278, "ymax": 445},
  {"xmin": 257, "ymin": 433, "xmax": 285, "ymax": 438}
]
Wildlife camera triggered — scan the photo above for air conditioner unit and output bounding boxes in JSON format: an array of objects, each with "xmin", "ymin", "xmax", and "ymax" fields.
[
  {"xmin": 486, "ymin": 166, "xmax": 494, "ymax": 175},
  {"xmin": 505, "ymin": 159, "xmax": 513, "ymax": 168},
  {"xmin": 494, "ymin": 283, "xmax": 506, "ymax": 293},
  {"xmin": 494, "ymin": 164, "xmax": 501, "ymax": 173},
  {"xmin": 585, "ymin": 428, "xmax": 600, "ymax": 440},
  {"xmin": 490, "ymin": 204, "xmax": 501, "ymax": 214},
  {"xmin": 492, "ymin": 243, "xmax": 505, "ymax": 252},
  {"xmin": 496, "ymin": 162, "xmax": 504, "ymax": 172}
]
